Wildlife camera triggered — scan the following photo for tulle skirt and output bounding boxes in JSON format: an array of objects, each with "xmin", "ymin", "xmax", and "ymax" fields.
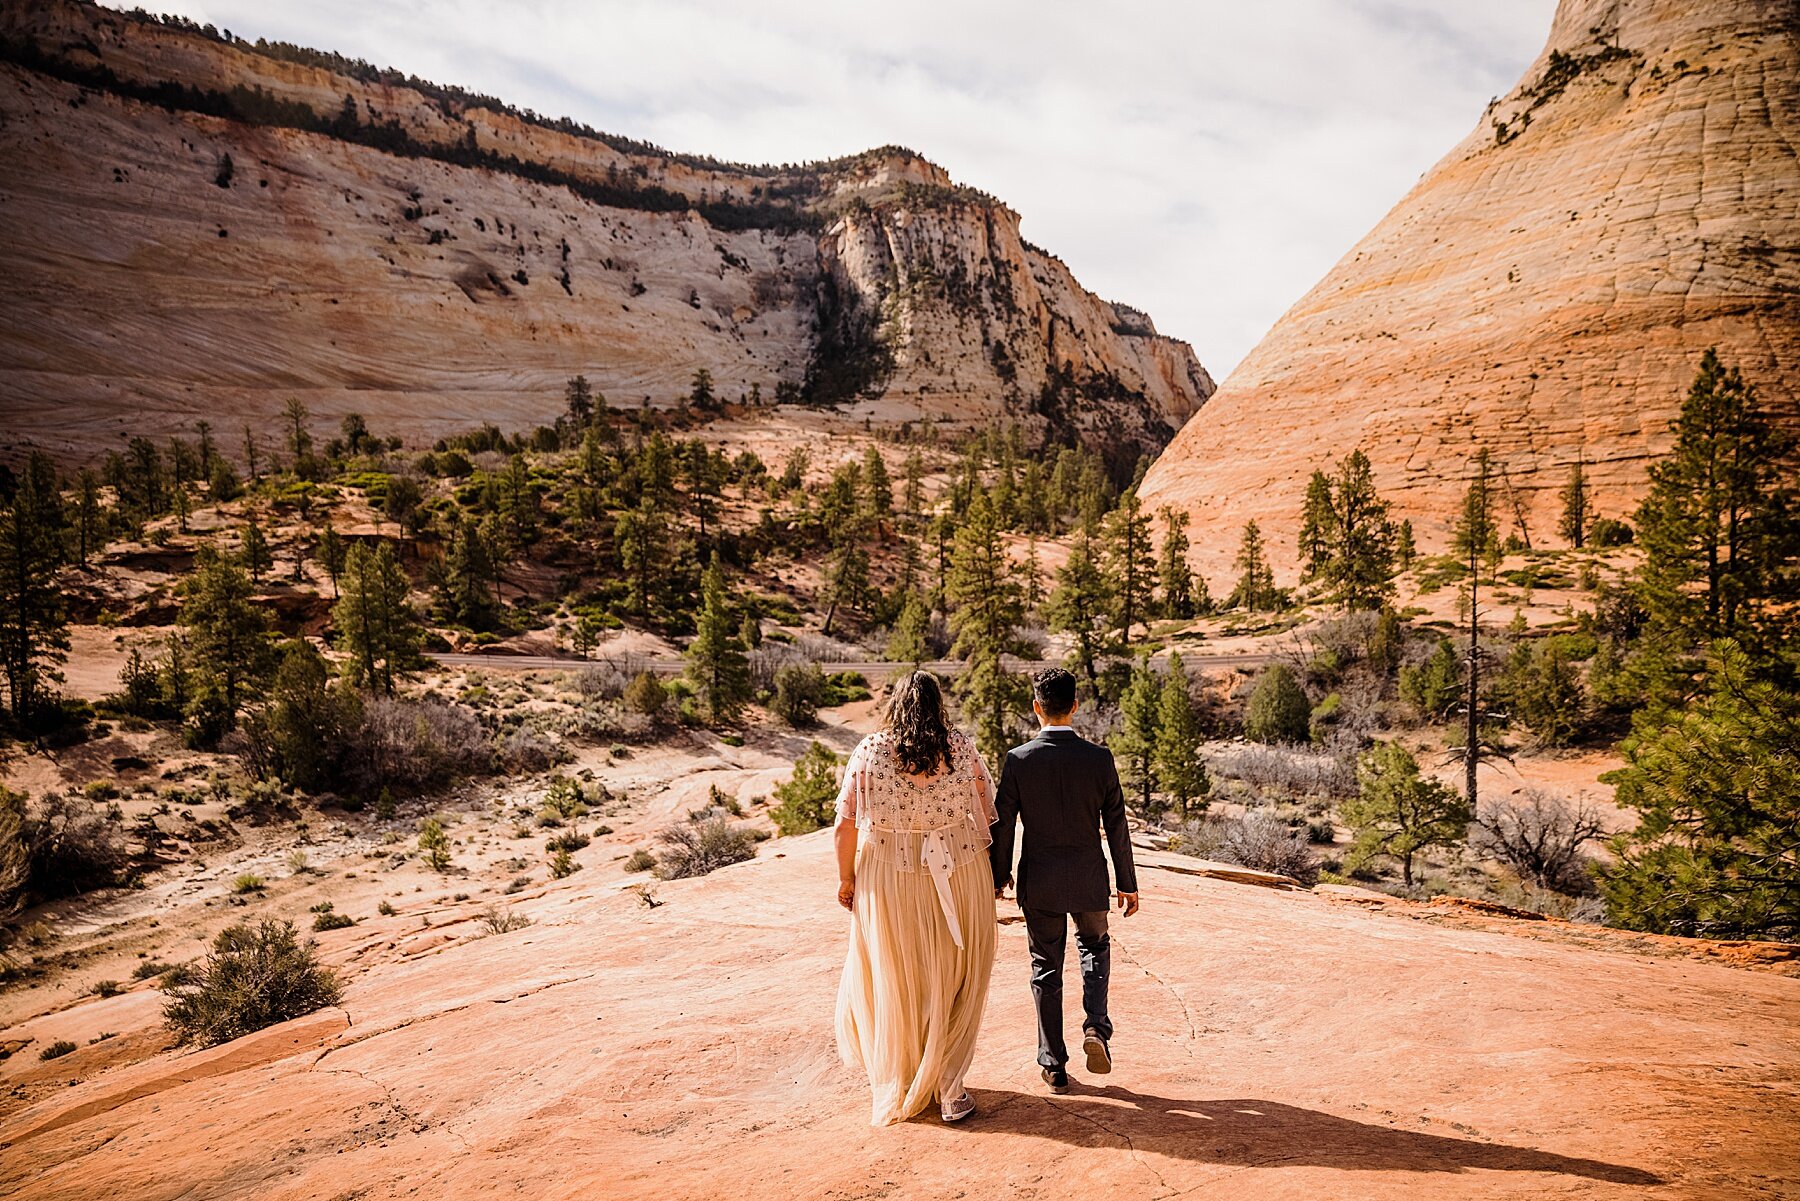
[{"xmin": 835, "ymin": 847, "xmax": 997, "ymax": 1126}]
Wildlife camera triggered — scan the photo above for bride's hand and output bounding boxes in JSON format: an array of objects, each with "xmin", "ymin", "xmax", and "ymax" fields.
[{"xmin": 837, "ymin": 879, "xmax": 855, "ymax": 910}]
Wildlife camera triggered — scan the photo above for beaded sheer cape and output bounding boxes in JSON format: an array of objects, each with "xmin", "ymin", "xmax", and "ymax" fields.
[{"xmin": 835, "ymin": 729, "xmax": 997, "ymax": 875}]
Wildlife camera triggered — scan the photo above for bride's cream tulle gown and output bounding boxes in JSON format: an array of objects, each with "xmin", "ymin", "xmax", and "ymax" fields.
[{"xmin": 834, "ymin": 729, "xmax": 998, "ymax": 1125}]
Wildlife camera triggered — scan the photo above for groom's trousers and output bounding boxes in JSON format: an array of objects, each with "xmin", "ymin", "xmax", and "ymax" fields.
[{"xmin": 1022, "ymin": 908, "xmax": 1111, "ymax": 1069}]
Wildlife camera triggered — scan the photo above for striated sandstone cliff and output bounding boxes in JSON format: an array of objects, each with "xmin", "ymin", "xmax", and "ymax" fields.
[
  {"xmin": 0, "ymin": 0, "xmax": 1210, "ymax": 463},
  {"xmin": 1140, "ymin": 0, "xmax": 1800, "ymax": 583}
]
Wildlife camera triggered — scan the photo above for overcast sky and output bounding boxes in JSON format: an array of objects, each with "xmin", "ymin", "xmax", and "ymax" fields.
[{"xmin": 116, "ymin": 1, "xmax": 1557, "ymax": 380}]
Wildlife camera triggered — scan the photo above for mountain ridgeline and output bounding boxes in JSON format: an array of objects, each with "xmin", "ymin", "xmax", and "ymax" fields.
[{"xmin": 0, "ymin": 0, "xmax": 1211, "ymax": 468}]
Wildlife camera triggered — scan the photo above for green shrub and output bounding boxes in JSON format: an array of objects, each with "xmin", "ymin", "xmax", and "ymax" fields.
[
  {"xmin": 22, "ymin": 793, "xmax": 131, "ymax": 900},
  {"xmin": 1588, "ymin": 517, "xmax": 1633, "ymax": 547},
  {"xmin": 1399, "ymin": 639, "xmax": 1462, "ymax": 719},
  {"xmin": 771, "ymin": 664, "xmax": 825, "ymax": 727},
  {"xmin": 770, "ymin": 742, "xmax": 840, "ymax": 836},
  {"xmin": 40, "ymin": 1040, "xmax": 77, "ymax": 1061},
  {"xmin": 418, "ymin": 818, "xmax": 452, "ymax": 871},
  {"xmin": 538, "ymin": 776, "xmax": 590, "ymax": 822},
  {"xmin": 309, "ymin": 902, "xmax": 354, "ymax": 931},
  {"xmin": 232, "ymin": 873, "xmax": 265, "ymax": 894},
  {"xmin": 479, "ymin": 904, "xmax": 531, "ymax": 934},
  {"xmin": 653, "ymin": 815, "xmax": 758, "ymax": 880},
  {"xmin": 162, "ymin": 919, "xmax": 342, "ymax": 1047},
  {"xmin": 1308, "ymin": 692, "xmax": 1342, "ymax": 743},
  {"xmin": 91, "ymin": 979, "xmax": 124, "ymax": 997},
  {"xmin": 132, "ymin": 959, "xmax": 175, "ymax": 981},
  {"xmin": 623, "ymin": 848, "xmax": 655, "ymax": 873},
  {"xmin": 549, "ymin": 848, "xmax": 579, "ymax": 879},
  {"xmin": 1244, "ymin": 664, "xmax": 1311, "ymax": 744},
  {"xmin": 821, "ymin": 671, "xmax": 872, "ymax": 706},
  {"xmin": 623, "ymin": 671, "xmax": 668, "ymax": 717}
]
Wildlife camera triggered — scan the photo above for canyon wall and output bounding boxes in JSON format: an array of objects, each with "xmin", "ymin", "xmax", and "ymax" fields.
[
  {"xmin": 1140, "ymin": 0, "xmax": 1800, "ymax": 582},
  {"xmin": 0, "ymin": 0, "xmax": 1209, "ymax": 462}
]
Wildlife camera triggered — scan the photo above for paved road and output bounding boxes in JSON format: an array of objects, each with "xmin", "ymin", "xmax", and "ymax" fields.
[{"xmin": 427, "ymin": 650, "xmax": 1275, "ymax": 676}]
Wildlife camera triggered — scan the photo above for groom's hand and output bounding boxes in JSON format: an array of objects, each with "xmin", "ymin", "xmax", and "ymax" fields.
[{"xmin": 1117, "ymin": 891, "xmax": 1139, "ymax": 917}]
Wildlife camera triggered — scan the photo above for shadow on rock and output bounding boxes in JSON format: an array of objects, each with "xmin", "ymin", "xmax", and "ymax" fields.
[{"xmin": 962, "ymin": 1084, "xmax": 1663, "ymax": 1186}]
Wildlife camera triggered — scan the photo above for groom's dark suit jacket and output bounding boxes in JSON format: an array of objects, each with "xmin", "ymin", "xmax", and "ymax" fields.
[{"xmin": 990, "ymin": 728, "xmax": 1137, "ymax": 914}]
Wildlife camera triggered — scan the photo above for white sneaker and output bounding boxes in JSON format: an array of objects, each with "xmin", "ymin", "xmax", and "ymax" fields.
[{"xmin": 941, "ymin": 1093, "xmax": 976, "ymax": 1123}]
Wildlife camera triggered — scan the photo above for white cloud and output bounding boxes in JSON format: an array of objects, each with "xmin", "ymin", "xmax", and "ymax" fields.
[{"xmin": 116, "ymin": 0, "xmax": 1557, "ymax": 377}]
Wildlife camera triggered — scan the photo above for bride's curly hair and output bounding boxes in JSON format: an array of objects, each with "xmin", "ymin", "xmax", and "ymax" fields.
[{"xmin": 885, "ymin": 671, "xmax": 954, "ymax": 775}]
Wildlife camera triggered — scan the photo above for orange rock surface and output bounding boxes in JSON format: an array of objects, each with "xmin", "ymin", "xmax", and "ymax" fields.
[
  {"xmin": 1141, "ymin": 0, "xmax": 1800, "ymax": 582},
  {"xmin": 4, "ymin": 832, "xmax": 1796, "ymax": 1200}
]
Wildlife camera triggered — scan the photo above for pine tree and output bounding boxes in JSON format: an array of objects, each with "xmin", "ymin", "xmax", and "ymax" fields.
[
  {"xmin": 686, "ymin": 552, "xmax": 750, "ymax": 724},
  {"xmin": 1298, "ymin": 469, "xmax": 1336, "ymax": 583},
  {"xmin": 160, "ymin": 631, "xmax": 193, "ymax": 718},
  {"xmin": 1022, "ymin": 536, "xmax": 1051, "ymax": 612},
  {"xmin": 821, "ymin": 543, "xmax": 869, "ymax": 636},
  {"xmin": 1496, "ymin": 637, "xmax": 1586, "ymax": 747},
  {"xmin": 684, "ymin": 445, "xmax": 726, "ymax": 542},
  {"xmin": 614, "ymin": 498, "xmax": 667, "ymax": 617},
  {"xmin": 1453, "ymin": 449, "xmax": 1501, "ymax": 578},
  {"xmin": 283, "ymin": 397, "xmax": 318, "ymax": 481},
  {"xmin": 1043, "ymin": 530, "xmax": 1117, "ymax": 690},
  {"xmin": 1103, "ymin": 487, "xmax": 1155, "ymax": 646},
  {"xmin": 196, "ymin": 420, "xmax": 215, "ymax": 476},
  {"xmin": 688, "ymin": 368, "xmax": 716, "ymax": 410},
  {"xmin": 241, "ymin": 514, "xmax": 273, "ymax": 584},
  {"xmin": 1558, "ymin": 459, "xmax": 1591, "ymax": 548},
  {"xmin": 947, "ymin": 494, "xmax": 1027, "ymax": 764},
  {"xmin": 1018, "ymin": 460, "xmax": 1050, "ymax": 533},
  {"xmin": 333, "ymin": 542, "xmax": 424, "ymax": 696},
  {"xmin": 177, "ymin": 546, "xmax": 274, "ymax": 726},
  {"xmin": 1229, "ymin": 520, "xmax": 1277, "ymax": 612},
  {"xmin": 1603, "ymin": 640, "xmax": 1799, "ymax": 939},
  {"xmin": 1109, "ymin": 653, "xmax": 1161, "ymax": 814},
  {"xmin": 1344, "ymin": 741, "xmax": 1470, "ymax": 888},
  {"xmin": 887, "ymin": 591, "xmax": 932, "ymax": 668},
  {"xmin": 1394, "ymin": 519, "xmax": 1417, "ymax": 570},
  {"xmin": 564, "ymin": 374, "xmax": 594, "ymax": 427},
  {"xmin": 1300, "ymin": 451, "xmax": 1395, "ymax": 609},
  {"xmin": 861, "ymin": 447, "xmax": 893, "ymax": 525},
  {"xmin": 317, "ymin": 525, "xmax": 347, "ymax": 598},
  {"xmin": 901, "ymin": 450, "xmax": 925, "ymax": 521},
  {"xmin": 1157, "ymin": 507, "xmax": 1197, "ymax": 620},
  {"xmin": 1633, "ymin": 349, "xmax": 1799, "ymax": 662},
  {"xmin": 1153, "ymin": 651, "xmax": 1208, "ymax": 818},
  {"xmin": 74, "ymin": 468, "xmax": 103, "ymax": 566},
  {"xmin": 0, "ymin": 453, "xmax": 69, "ymax": 723},
  {"xmin": 1328, "ymin": 450, "xmax": 1397, "ymax": 609},
  {"xmin": 1399, "ymin": 638, "xmax": 1463, "ymax": 719},
  {"xmin": 442, "ymin": 517, "xmax": 497, "ymax": 629}
]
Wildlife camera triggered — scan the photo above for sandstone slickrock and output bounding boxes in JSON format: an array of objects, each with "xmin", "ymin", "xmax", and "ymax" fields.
[
  {"xmin": 3, "ymin": 833, "xmax": 1797, "ymax": 1200},
  {"xmin": 0, "ymin": 1, "xmax": 1210, "ymax": 464},
  {"xmin": 1140, "ymin": 0, "xmax": 1800, "ymax": 582}
]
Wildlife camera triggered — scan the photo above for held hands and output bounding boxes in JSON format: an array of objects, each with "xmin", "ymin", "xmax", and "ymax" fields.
[
  {"xmin": 837, "ymin": 879, "xmax": 855, "ymax": 911},
  {"xmin": 1117, "ymin": 890, "xmax": 1140, "ymax": 918}
]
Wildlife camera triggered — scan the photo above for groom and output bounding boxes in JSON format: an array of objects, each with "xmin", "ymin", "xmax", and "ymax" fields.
[{"xmin": 990, "ymin": 668, "xmax": 1139, "ymax": 1094}]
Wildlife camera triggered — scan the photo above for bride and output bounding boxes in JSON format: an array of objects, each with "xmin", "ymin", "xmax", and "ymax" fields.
[{"xmin": 833, "ymin": 670, "xmax": 998, "ymax": 1125}]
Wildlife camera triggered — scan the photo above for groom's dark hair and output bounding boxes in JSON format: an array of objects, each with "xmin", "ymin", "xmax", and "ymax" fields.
[{"xmin": 1032, "ymin": 668, "xmax": 1077, "ymax": 719}]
